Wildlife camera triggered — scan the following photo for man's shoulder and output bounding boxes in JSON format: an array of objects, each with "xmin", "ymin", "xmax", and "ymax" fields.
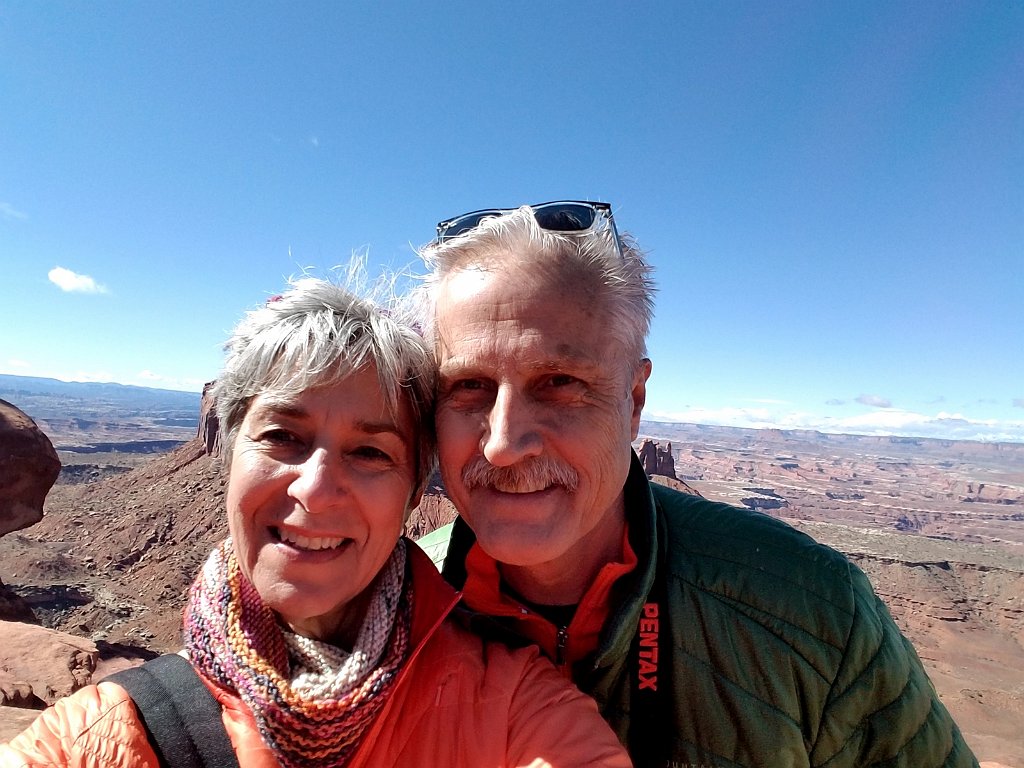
[
  {"xmin": 648, "ymin": 482, "xmax": 857, "ymax": 604},
  {"xmin": 651, "ymin": 482, "xmax": 844, "ymax": 555}
]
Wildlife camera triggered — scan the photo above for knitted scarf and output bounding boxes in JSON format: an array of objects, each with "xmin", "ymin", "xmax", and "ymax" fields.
[{"xmin": 184, "ymin": 538, "xmax": 413, "ymax": 768}]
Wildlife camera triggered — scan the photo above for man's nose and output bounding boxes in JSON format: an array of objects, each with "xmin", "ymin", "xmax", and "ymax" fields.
[
  {"xmin": 289, "ymin": 448, "xmax": 345, "ymax": 511},
  {"xmin": 481, "ymin": 386, "xmax": 543, "ymax": 466}
]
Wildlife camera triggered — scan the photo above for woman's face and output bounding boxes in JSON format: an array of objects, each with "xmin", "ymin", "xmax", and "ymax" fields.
[{"xmin": 226, "ymin": 363, "xmax": 418, "ymax": 642}]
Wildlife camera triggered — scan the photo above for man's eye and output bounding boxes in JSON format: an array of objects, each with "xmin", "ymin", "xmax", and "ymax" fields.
[
  {"xmin": 442, "ymin": 379, "xmax": 491, "ymax": 399},
  {"xmin": 548, "ymin": 374, "xmax": 578, "ymax": 387}
]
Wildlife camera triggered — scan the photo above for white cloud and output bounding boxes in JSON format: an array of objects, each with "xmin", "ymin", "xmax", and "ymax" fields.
[
  {"xmin": 310, "ymin": 135, "xmax": 320, "ymax": 148},
  {"xmin": 0, "ymin": 202, "xmax": 27, "ymax": 220},
  {"xmin": 645, "ymin": 405, "xmax": 1024, "ymax": 443},
  {"xmin": 133, "ymin": 370, "xmax": 208, "ymax": 392},
  {"xmin": 855, "ymin": 394, "xmax": 892, "ymax": 408},
  {"xmin": 48, "ymin": 266, "xmax": 108, "ymax": 294},
  {"xmin": 5, "ymin": 359, "xmax": 31, "ymax": 370},
  {"xmin": 68, "ymin": 369, "xmax": 116, "ymax": 384}
]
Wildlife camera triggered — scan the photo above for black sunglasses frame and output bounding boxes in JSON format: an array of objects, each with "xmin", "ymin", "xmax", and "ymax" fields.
[{"xmin": 435, "ymin": 200, "xmax": 623, "ymax": 258}]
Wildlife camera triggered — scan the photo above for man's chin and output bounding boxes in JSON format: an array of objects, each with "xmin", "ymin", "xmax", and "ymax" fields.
[{"xmin": 471, "ymin": 520, "xmax": 568, "ymax": 567}]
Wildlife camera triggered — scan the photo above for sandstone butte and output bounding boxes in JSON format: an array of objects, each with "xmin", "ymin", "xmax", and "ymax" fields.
[{"xmin": 1, "ymin": 392, "xmax": 1022, "ymax": 766}]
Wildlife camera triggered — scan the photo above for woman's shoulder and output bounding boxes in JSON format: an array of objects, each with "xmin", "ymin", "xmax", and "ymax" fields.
[{"xmin": 0, "ymin": 682, "xmax": 159, "ymax": 768}]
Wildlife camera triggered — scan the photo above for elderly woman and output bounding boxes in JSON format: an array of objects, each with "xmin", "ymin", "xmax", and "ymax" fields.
[{"xmin": 1, "ymin": 275, "xmax": 631, "ymax": 768}]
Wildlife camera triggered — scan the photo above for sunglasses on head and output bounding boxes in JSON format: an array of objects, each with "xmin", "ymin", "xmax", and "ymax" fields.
[{"xmin": 435, "ymin": 200, "xmax": 623, "ymax": 257}]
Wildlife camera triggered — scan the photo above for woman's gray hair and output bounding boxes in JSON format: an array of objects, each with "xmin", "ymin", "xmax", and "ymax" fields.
[
  {"xmin": 417, "ymin": 206, "xmax": 656, "ymax": 366},
  {"xmin": 212, "ymin": 266, "xmax": 436, "ymax": 489}
]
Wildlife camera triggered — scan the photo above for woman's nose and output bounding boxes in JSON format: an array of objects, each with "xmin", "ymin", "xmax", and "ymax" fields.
[{"xmin": 289, "ymin": 448, "xmax": 345, "ymax": 511}]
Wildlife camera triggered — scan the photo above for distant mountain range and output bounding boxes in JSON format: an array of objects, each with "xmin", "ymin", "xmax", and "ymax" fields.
[
  {"xmin": 0, "ymin": 375, "xmax": 201, "ymax": 449},
  {"xmin": 0, "ymin": 374, "xmax": 200, "ymax": 410}
]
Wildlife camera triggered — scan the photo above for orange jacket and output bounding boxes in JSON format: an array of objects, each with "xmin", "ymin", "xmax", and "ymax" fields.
[{"xmin": 0, "ymin": 543, "xmax": 631, "ymax": 768}]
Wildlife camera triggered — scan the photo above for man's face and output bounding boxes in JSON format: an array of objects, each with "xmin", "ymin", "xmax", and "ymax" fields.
[{"xmin": 434, "ymin": 266, "xmax": 649, "ymax": 579}]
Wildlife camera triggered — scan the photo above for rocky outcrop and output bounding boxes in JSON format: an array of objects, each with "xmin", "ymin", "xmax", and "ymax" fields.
[
  {"xmin": 0, "ymin": 399, "xmax": 61, "ymax": 537},
  {"xmin": 0, "ymin": 622, "xmax": 97, "ymax": 708},
  {"xmin": 406, "ymin": 493, "xmax": 459, "ymax": 540},
  {"xmin": 198, "ymin": 381, "xmax": 222, "ymax": 457},
  {"xmin": 0, "ymin": 578, "xmax": 36, "ymax": 623},
  {"xmin": 647, "ymin": 474, "xmax": 702, "ymax": 498},
  {"xmin": 638, "ymin": 438, "xmax": 677, "ymax": 479}
]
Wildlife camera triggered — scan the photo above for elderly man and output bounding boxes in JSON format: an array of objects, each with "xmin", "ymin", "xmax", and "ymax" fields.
[{"xmin": 418, "ymin": 201, "xmax": 977, "ymax": 768}]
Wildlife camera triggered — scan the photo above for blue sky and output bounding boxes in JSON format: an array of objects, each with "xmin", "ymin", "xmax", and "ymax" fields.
[{"xmin": 2, "ymin": 2, "xmax": 1021, "ymax": 442}]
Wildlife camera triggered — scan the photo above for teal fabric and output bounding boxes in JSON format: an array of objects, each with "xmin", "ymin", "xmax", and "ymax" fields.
[
  {"xmin": 443, "ymin": 453, "xmax": 979, "ymax": 768},
  {"xmin": 414, "ymin": 521, "xmax": 455, "ymax": 570}
]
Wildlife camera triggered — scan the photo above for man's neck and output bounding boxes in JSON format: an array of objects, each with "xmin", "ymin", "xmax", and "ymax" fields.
[{"xmin": 499, "ymin": 498, "xmax": 627, "ymax": 606}]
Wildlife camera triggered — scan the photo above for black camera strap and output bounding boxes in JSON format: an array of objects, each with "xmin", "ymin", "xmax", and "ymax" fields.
[{"xmin": 627, "ymin": 552, "xmax": 670, "ymax": 767}]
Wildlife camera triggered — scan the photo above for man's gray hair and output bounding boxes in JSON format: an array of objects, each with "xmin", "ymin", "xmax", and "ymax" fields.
[
  {"xmin": 418, "ymin": 206, "xmax": 656, "ymax": 364},
  {"xmin": 212, "ymin": 269, "xmax": 436, "ymax": 488}
]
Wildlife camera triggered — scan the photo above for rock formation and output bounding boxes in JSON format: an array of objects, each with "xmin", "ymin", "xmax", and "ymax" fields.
[
  {"xmin": 0, "ymin": 622, "xmax": 96, "ymax": 707},
  {"xmin": 638, "ymin": 438, "xmax": 677, "ymax": 479},
  {"xmin": 0, "ymin": 399, "xmax": 60, "ymax": 537},
  {"xmin": 198, "ymin": 381, "xmax": 222, "ymax": 458}
]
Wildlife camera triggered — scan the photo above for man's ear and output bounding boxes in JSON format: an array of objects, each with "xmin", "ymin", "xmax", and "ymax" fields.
[{"xmin": 629, "ymin": 358, "xmax": 652, "ymax": 440}]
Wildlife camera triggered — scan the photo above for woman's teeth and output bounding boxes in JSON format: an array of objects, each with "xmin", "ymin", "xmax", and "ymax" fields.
[{"xmin": 279, "ymin": 531, "xmax": 346, "ymax": 551}]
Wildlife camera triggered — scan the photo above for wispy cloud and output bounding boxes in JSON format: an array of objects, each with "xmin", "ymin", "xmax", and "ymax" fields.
[
  {"xmin": 825, "ymin": 399, "xmax": 845, "ymax": 406},
  {"xmin": 135, "ymin": 370, "xmax": 208, "ymax": 391},
  {"xmin": 310, "ymin": 135, "xmax": 320, "ymax": 148},
  {"xmin": 0, "ymin": 202, "xmax": 28, "ymax": 220},
  {"xmin": 645, "ymin": 405, "xmax": 1024, "ymax": 443},
  {"xmin": 1014, "ymin": 398, "xmax": 1024, "ymax": 409},
  {"xmin": 3, "ymin": 359, "xmax": 32, "ymax": 371},
  {"xmin": 48, "ymin": 266, "xmax": 108, "ymax": 294},
  {"xmin": 856, "ymin": 394, "xmax": 892, "ymax": 408}
]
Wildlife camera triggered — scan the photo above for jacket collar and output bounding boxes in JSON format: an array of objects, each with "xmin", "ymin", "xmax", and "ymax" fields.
[
  {"xmin": 440, "ymin": 451, "xmax": 662, "ymax": 670},
  {"xmin": 406, "ymin": 538, "xmax": 462, "ymax": 647}
]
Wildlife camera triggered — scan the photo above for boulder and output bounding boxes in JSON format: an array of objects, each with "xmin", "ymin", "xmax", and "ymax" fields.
[
  {"xmin": 0, "ymin": 399, "xmax": 61, "ymax": 537},
  {"xmin": 0, "ymin": 621, "xmax": 98, "ymax": 706}
]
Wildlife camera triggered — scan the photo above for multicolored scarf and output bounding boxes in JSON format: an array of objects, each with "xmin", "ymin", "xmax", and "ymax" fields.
[{"xmin": 184, "ymin": 538, "xmax": 413, "ymax": 768}]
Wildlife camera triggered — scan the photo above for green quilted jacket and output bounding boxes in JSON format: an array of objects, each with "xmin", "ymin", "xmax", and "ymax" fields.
[{"xmin": 443, "ymin": 454, "xmax": 978, "ymax": 767}]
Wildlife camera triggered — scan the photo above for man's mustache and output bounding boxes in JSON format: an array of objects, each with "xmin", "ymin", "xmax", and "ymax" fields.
[{"xmin": 462, "ymin": 457, "xmax": 580, "ymax": 493}]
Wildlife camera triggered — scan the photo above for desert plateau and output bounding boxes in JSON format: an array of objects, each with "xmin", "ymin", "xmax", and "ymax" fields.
[{"xmin": 1, "ymin": 377, "xmax": 1022, "ymax": 766}]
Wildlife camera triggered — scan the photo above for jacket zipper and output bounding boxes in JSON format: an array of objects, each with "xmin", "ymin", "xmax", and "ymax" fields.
[{"xmin": 555, "ymin": 625, "xmax": 569, "ymax": 667}]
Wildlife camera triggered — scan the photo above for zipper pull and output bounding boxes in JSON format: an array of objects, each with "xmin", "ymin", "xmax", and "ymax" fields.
[{"xmin": 555, "ymin": 626, "xmax": 569, "ymax": 667}]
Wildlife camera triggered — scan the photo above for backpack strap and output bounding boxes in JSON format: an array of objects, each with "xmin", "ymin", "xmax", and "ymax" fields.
[{"xmin": 105, "ymin": 654, "xmax": 239, "ymax": 768}]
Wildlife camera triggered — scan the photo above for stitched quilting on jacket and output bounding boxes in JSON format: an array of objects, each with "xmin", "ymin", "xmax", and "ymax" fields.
[
  {"xmin": 445, "ymin": 453, "xmax": 980, "ymax": 768},
  {"xmin": 0, "ymin": 543, "xmax": 631, "ymax": 768}
]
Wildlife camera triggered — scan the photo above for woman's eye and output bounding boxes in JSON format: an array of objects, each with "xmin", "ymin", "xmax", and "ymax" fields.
[
  {"xmin": 259, "ymin": 428, "xmax": 298, "ymax": 444},
  {"xmin": 353, "ymin": 446, "xmax": 392, "ymax": 462}
]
